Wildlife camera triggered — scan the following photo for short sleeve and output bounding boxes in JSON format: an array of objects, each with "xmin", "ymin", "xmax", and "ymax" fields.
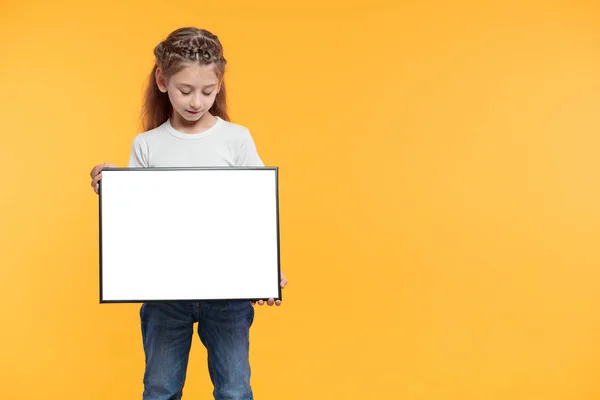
[
  {"xmin": 128, "ymin": 135, "xmax": 149, "ymax": 167},
  {"xmin": 236, "ymin": 130, "xmax": 264, "ymax": 167}
]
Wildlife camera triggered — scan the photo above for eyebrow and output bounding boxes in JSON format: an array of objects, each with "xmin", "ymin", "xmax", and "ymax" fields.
[{"xmin": 177, "ymin": 83, "xmax": 217, "ymax": 89}]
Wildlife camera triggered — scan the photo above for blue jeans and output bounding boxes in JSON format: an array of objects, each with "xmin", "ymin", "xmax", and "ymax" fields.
[{"xmin": 140, "ymin": 301, "xmax": 255, "ymax": 400}]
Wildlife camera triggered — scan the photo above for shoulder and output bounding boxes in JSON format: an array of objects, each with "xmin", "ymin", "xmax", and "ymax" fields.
[
  {"xmin": 129, "ymin": 123, "xmax": 170, "ymax": 153},
  {"xmin": 136, "ymin": 123, "xmax": 169, "ymax": 142},
  {"xmin": 219, "ymin": 119, "xmax": 264, "ymax": 166},
  {"xmin": 217, "ymin": 118, "xmax": 254, "ymax": 140},
  {"xmin": 217, "ymin": 119, "xmax": 259, "ymax": 157},
  {"xmin": 128, "ymin": 125, "xmax": 169, "ymax": 168}
]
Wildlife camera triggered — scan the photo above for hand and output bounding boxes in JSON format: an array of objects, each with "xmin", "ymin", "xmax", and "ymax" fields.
[
  {"xmin": 254, "ymin": 270, "xmax": 287, "ymax": 306},
  {"xmin": 90, "ymin": 162, "xmax": 118, "ymax": 194}
]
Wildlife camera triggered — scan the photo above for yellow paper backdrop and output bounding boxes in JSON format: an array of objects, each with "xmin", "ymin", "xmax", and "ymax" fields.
[{"xmin": 2, "ymin": 0, "xmax": 600, "ymax": 399}]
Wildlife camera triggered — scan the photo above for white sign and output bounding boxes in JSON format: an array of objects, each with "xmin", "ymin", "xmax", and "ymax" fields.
[{"xmin": 99, "ymin": 167, "xmax": 281, "ymax": 303}]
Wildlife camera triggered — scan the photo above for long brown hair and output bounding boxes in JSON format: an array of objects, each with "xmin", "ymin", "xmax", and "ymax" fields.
[{"xmin": 141, "ymin": 27, "xmax": 229, "ymax": 131}]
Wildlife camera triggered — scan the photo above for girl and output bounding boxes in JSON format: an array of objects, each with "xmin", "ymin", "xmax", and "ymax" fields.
[{"xmin": 89, "ymin": 27, "xmax": 287, "ymax": 400}]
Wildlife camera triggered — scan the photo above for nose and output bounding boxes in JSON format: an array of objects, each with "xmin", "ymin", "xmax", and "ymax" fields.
[{"xmin": 190, "ymin": 92, "xmax": 202, "ymax": 110}]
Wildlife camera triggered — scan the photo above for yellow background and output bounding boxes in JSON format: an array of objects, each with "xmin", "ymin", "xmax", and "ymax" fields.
[{"xmin": 2, "ymin": 0, "xmax": 600, "ymax": 399}]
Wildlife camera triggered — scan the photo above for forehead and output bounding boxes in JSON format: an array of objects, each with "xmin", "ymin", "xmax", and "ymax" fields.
[{"xmin": 170, "ymin": 63, "xmax": 219, "ymax": 86}]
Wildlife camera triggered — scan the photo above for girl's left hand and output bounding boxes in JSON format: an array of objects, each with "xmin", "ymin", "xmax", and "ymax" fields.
[{"xmin": 254, "ymin": 270, "xmax": 287, "ymax": 307}]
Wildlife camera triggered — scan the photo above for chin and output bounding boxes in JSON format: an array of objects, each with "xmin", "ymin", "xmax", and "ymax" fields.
[
  {"xmin": 179, "ymin": 111, "xmax": 205, "ymax": 122},
  {"xmin": 185, "ymin": 114, "xmax": 204, "ymax": 121}
]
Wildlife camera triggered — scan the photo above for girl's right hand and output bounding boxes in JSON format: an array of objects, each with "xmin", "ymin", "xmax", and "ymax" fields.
[{"xmin": 90, "ymin": 162, "xmax": 118, "ymax": 194}]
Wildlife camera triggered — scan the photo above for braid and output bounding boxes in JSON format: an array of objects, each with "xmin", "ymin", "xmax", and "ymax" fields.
[{"xmin": 156, "ymin": 29, "xmax": 227, "ymax": 70}]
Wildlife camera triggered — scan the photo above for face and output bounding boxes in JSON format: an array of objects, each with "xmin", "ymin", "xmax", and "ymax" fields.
[{"xmin": 156, "ymin": 63, "xmax": 221, "ymax": 126}]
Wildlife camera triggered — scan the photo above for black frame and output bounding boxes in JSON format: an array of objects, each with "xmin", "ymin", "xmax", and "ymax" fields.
[{"xmin": 99, "ymin": 166, "xmax": 281, "ymax": 304}]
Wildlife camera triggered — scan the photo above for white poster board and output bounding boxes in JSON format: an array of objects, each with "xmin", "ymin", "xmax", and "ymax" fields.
[{"xmin": 98, "ymin": 167, "xmax": 281, "ymax": 303}]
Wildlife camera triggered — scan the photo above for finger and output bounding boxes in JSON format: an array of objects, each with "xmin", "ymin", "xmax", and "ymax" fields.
[
  {"xmin": 275, "ymin": 300, "xmax": 282, "ymax": 306},
  {"xmin": 90, "ymin": 164, "xmax": 104, "ymax": 178},
  {"xmin": 280, "ymin": 278, "xmax": 287, "ymax": 288},
  {"xmin": 258, "ymin": 300, "xmax": 264, "ymax": 306},
  {"xmin": 90, "ymin": 162, "xmax": 112, "ymax": 178},
  {"xmin": 267, "ymin": 298, "xmax": 274, "ymax": 306},
  {"xmin": 92, "ymin": 174, "xmax": 103, "ymax": 195},
  {"xmin": 91, "ymin": 173, "xmax": 103, "ymax": 188}
]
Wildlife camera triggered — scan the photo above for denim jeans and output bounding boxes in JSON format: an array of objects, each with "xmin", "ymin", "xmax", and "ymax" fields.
[{"xmin": 140, "ymin": 300, "xmax": 255, "ymax": 400}]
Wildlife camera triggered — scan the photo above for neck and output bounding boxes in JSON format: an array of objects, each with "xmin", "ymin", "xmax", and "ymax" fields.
[{"xmin": 170, "ymin": 111, "xmax": 217, "ymax": 134}]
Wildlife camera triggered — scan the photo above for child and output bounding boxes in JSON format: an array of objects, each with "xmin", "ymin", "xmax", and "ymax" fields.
[{"xmin": 89, "ymin": 27, "xmax": 287, "ymax": 400}]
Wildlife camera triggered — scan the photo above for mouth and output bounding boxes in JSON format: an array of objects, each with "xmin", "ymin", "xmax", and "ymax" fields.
[{"xmin": 186, "ymin": 110, "xmax": 202, "ymax": 115}]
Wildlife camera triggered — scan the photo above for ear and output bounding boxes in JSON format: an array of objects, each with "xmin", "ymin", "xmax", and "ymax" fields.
[{"xmin": 155, "ymin": 67, "xmax": 168, "ymax": 93}]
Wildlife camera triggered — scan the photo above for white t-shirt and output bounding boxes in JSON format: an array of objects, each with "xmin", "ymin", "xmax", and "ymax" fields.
[{"xmin": 127, "ymin": 117, "xmax": 264, "ymax": 168}]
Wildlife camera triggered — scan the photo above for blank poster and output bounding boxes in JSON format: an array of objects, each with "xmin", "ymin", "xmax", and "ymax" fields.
[{"xmin": 98, "ymin": 167, "xmax": 281, "ymax": 303}]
